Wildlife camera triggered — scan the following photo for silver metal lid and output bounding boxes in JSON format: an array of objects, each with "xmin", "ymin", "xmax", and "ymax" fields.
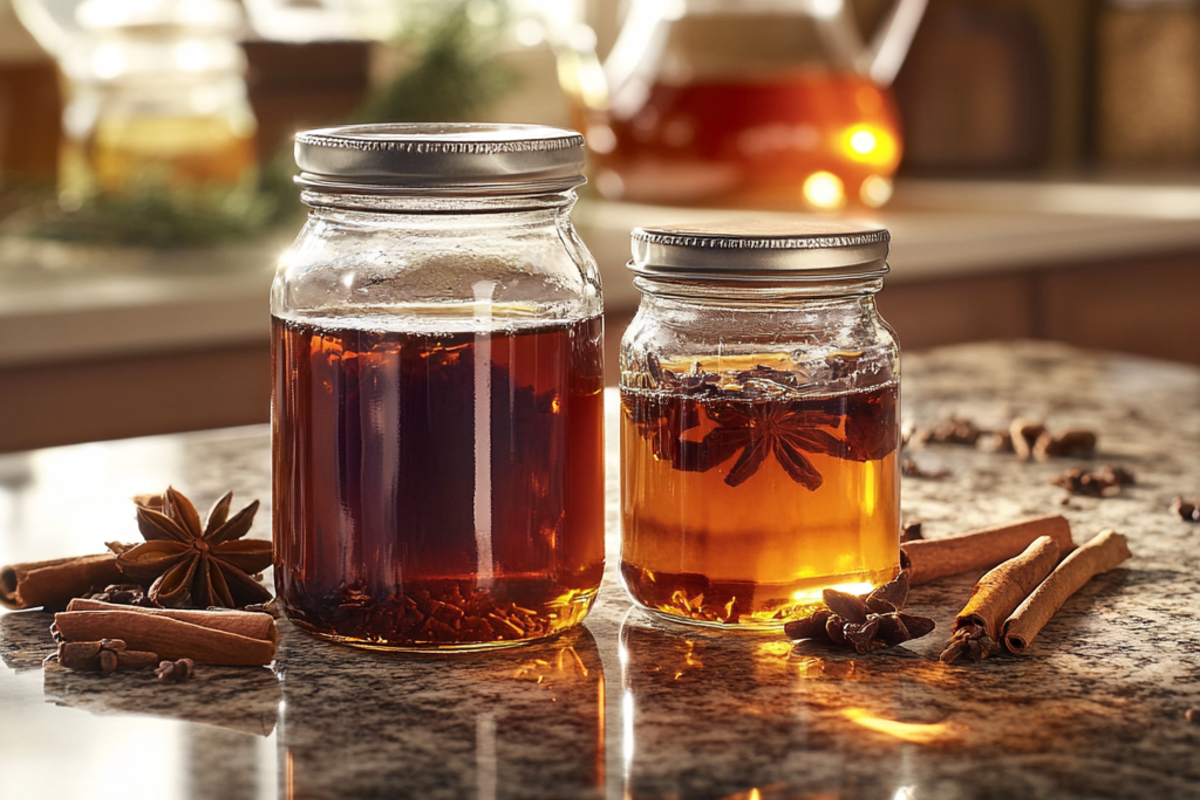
[
  {"xmin": 294, "ymin": 123, "xmax": 587, "ymax": 194},
  {"xmin": 629, "ymin": 220, "xmax": 890, "ymax": 280}
]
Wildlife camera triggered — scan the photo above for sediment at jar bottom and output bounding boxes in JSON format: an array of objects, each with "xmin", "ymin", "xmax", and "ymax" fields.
[
  {"xmin": 278, "ymin": 571, "xmax": 603, "ymax": 650},
  {"xmin": 620, "ymin": 382, "xmax": 901, "ymax": 626},
  {"xmin": 619, "ymin": 561, "xmax": 900, "ymax": 628},
  {"xmin": 271, "ymin": 315, "xmax": 606, "ymax": 648}
]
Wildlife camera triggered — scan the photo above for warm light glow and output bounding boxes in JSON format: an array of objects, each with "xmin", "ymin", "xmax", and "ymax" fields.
[
  {"xmin": 803, "ymin": 171, "xmax": 845, "ymax": 209},
  {"xmin": 791, "ymin": 581, "xmax": 875, "ymax": 604},
  {"xmin": 849, "ymin": 129, "xmax": 877, "ymax": 155},
  {"xmin": 840, "ymin": 125, "xmax": 899, "ymax": 167},
  {"xmin": 842, "ymin": 708, "xmax": 967, "ymax": 744},
  {"xmin": 860, "ymin": 175, "xmax": 894, "ymax": 208}
]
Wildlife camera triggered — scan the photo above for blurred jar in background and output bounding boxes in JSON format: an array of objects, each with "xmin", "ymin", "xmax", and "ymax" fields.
[
  {"xmin": 553, "ymin": 0, "xmax": 927, "ymax": 211},
  {"xmin": 14, "ymin": 0, "xmax": 257, "ymax": 197}
]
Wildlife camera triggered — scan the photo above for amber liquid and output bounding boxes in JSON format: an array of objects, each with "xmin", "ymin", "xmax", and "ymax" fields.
[
  {"xmin": 585, "ymin": 70, "xmax": 901, "ymax": 208},
  {"xmin": 621, "ymin": 382, "xmax": 899, "ymax": 627},
  {"xmin": 272, "ymin": 315, "xmax": 605, "ymax": 649}
]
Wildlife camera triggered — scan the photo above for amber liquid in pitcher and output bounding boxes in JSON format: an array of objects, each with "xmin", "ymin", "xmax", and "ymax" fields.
[
  {"xmin": 587, "ymin": 71, "xmax": 901, "ymax": 208},
  {"xmin": 621, "ymin": 378, "xmax": 899, "ymax": 627},
  {"xmin": 272, "ymin": 314, "xmax": 605, "ymax": 649}
]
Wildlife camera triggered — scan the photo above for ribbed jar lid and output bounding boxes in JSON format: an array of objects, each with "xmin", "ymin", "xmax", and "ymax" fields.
[
  {"xmin": 294, "ymin": 123, "xmax": 587, "ymax": 194},
  {"xmin": 629, "ymin": 220, "xmax": 890, "ymax": 280}
]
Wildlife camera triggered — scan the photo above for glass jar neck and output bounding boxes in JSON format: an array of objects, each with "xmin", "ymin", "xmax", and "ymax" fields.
[
  {"xmin": 632, "ymin": 274, "xmax": 884, "ymax": 306},
  {"xmin": 299, "ymin": 187, "xmax": 579, "ymax": 216}
]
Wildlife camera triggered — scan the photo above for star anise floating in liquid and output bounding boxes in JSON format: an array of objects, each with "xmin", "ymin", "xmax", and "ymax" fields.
[
  {"xmin": 625, "ymin": 358, "xmax": 898, "ymax": 489},
  {"xmin": 688, "ymin": 403, "xmax": 844, "ymax": 489},
  {"xmin": 783, "ymin": 567, "xmax": 936, "ymax": 655},
  {"xmin": 113, "ymin": 487, "xmax": 273, "ymax": 609}
]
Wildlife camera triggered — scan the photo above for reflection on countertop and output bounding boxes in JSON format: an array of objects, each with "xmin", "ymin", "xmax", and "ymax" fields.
[{"xmin": 2, "ymin": 341, "xmax": 1199, "ymax": 799}]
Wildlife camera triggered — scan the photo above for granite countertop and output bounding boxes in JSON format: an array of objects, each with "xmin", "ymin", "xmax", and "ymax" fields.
[{"xmin": 1, "ymin": 341, "xmax": 1198, "ymax": 800}]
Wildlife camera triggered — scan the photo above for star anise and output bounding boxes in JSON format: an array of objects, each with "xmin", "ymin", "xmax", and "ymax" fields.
[
  {"xmin": 783, "ymin": 567, "xmax": 936, "ymax": 655},
  {"xmin": 679, "ymin": 400, "xmax": 843, "ymax": 489},
  {"xmin": 112, "ymin": 487, "xmax": 273, "ymax": 609}
]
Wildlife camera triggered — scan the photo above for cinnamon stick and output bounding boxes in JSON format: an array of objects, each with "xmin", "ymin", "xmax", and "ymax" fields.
[
  {"xmin": 939, "ymin": 536, "xmax": 1061, "ymax": 663},
  {"xmin": 53, "ymin": 607, "xmax": 277, "ymax": 666},
  {"xmin": 1, "ymin": 554, "xmax": 126, "ymax": 610},
  {"xmin": 901, "ymin": 514, "xmax": 1074, "ymax": 585},
  {"xmin": 65, "ymin": 598, "xmax": 278, "ymax": 644},
  {"xmin": 1002, "ymin": 529, "xmax": 1132, "ymax": 655}
]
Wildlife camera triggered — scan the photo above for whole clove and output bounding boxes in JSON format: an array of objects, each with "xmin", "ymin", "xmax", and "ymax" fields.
[
  {"xmin": 1172, "ymin": 497, "xmax": 1199, "ymax": 523},
  {"xmin": 900, "ymin": 521, "xmax": 924, "ymax": 543},
  {"xmin": 88, "ymin": 584, "xmax": 160, "ymax": 608},
  {"xmin": 901, "ymin": 458, "xmax": 949, "ymax": 479},
  {"xmin": 909, "ymin": 415, "xmax": 983, "ymax": 447},
  {"xmin": 1032, "ymin": 429, "xmax": 1097, "ymax": 462},
  {"xmin": 783, "ymin": 568, "xmax": 936, "ymax": 654},
  {"xmin": 156, "ymin": 658, "xmax": 195, "ymax": 683},
  {"xmin": 1050, "ymin": 465, "xmax": 1135, "ymax": 502},
  {"xmin": 1010, "ymin": 419, "xmax": 1046, "ymax": 461}
]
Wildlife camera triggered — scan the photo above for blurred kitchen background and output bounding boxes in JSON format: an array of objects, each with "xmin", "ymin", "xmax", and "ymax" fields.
[{"xmin": 0, "ymin": 0, "xmax": 1198, "ymax": 452}]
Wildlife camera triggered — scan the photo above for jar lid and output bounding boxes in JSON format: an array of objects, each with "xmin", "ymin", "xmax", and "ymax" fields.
[
  {"xmin": 629, "ymin": 220, "xmax": 889, "ymax": 280},
  {"xmin": 294, "ymin": 123, "xmax": 586, "ymax": 194}
]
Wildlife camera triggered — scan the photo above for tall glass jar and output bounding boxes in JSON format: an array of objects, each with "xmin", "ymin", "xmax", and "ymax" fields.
[
  {"xmin": 271, "ymin": 123, "xmax": 605, "ymax": 651},
  {"xmin": 619, "ymin": 221, "xmax": 900, "ymax": 629}
]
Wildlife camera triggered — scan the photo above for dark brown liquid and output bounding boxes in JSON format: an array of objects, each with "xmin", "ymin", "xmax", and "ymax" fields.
[
  {"xmin": 272, "ymin": 315, "xmax": 605, "ymax": 649},
  {"xmin": 621, "ymin": 379, "xmax": 899, "ymax": 627}
]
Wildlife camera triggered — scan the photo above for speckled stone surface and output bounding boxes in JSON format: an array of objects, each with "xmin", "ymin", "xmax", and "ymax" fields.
[{"xmin": 1, "ymin": 342, "xmax": 1198, "ymax": 800}]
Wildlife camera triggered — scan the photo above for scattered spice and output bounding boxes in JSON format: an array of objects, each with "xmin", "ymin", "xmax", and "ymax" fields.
[
  {"xmin": 53, "ymin": 638, "xmax": 159, "ymax": 673},
  {"xmin": 909, "ymin": 415, "xmax": 983, "ymax": 446},
  {"xmin": 783, "ymin": 568, "xmax": 936, "ymax": 654},
  {"xmin": 901, "ymin": 458, "xmax": 949, "ymax": 479},
  {"xmin": 1172, "ymin": 496, "xmax": 1199, "ymax": 522},
  {"xmin": 88, "ymin": 584, "xmax": 161, "ymax": 608},
  {"xmin": 113, "ymin": 487, "xmax": 273, "ymax": 609},
  {"xmin": 1032, "ymin": 429, "xmax": 1097, "ymax": 462},
  {"xmin": 156, "ymin": 658, "xmax": 195, "ymax": 683},
  {"xmin": 1009, "ymin": 419, "xmax": 1046, "ymax": 460},
  {"xmin": 1050, "ymin": 465, "xmax": 1135, "ymax": 502},
  {"xmin": 900, "ymin": 520, "xmax": 924, "ymax": 542},
  {"xmin": 906, "ymin": 415, "xmax": 1100, "ymax": 464},
  {"xmin": 940, "ymin": 536, "xmax": 1061, "ymax": 664}
]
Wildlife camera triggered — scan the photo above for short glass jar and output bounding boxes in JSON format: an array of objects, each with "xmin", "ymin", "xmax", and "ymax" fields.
[
  {"xmin": 271, "ymin": 123, "xmax": 605, "ymax": 651},
  {"xmin": 618, "ymin": 221, "xmax": 901, "ymax": 629}
]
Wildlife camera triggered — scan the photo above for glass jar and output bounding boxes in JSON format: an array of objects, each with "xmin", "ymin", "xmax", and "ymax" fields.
[
  {"xmin": 555, "ymin": 0, "xmax": 926, "ymax": 210},
  {"xmin": 271, "ymin": 123, "xmax": 605, "ymax": 651},
  {"xmin": 618, "ymin": 221, "xmax": 900, "ymax": 629},
  {"xmin": 15, "ymin": 0, "xmax": 258, "ymax": 196}
]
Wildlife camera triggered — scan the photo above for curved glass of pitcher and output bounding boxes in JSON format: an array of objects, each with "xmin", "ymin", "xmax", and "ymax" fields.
[{"xmin": 554, "ymin": 0, "xmax": 926, "ymax": 210}]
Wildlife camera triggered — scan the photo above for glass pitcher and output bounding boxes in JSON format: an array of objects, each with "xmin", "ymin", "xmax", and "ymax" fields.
[{"xmin": 557, "ymin": 0, "xmax": 926, "ymax": 210}]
